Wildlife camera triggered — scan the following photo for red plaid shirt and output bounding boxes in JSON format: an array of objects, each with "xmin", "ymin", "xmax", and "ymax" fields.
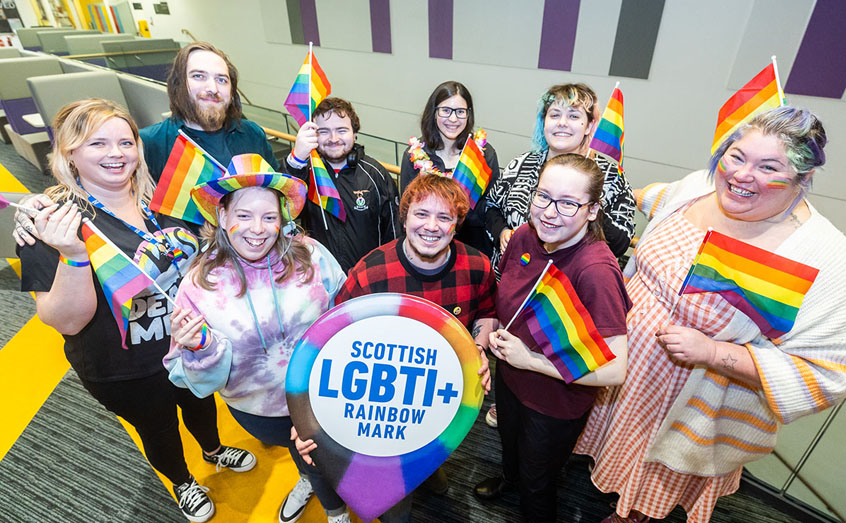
[{"xmin": 336, "ymin": 239, "xmax": 497, "ymax": 330}]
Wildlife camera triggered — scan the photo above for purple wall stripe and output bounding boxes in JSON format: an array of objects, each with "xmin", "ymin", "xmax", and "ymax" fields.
[
  {"xmin": 428, "ymin": 0, "xmax": 453, "ymax": 60},
  {"xmin": 784, "ymin": 0, "xmax": 846, "ymax": 99},
  {"xmin": 537, "ymin": 0, "xmax": 580, "ymax": 71},
  {"xmin": 369, "ymin": 0, "xmax": 392, "ymax": 54},
  {"xmin": 299, "ymin": 0, "xmax": 321, "ymax": 46}
]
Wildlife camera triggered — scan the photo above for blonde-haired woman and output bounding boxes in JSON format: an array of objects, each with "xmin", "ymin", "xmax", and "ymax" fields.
[{"xmin": 18, "ymin": 99, "xmax": 255, "ymax": 523}]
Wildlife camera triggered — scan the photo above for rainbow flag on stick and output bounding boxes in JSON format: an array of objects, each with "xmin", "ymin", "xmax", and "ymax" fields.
[
  {"xmin": 679, "ymin": 230, "xmax": 818, "ymax": 339},
  {"xmin": 515, "ymin": 261, "xmax": 616, "ymax": 383},
  {"xmin": 150, "ymin": 132, "xmax": 226, "ymax": 224},
  {"xmin": 81, "ymin": 220, "xmax": 156, "ymax": 349},
  {"xmin": 711, "ymin": 57, "xmax": 785, "ymax": 154},
  {"xmin": 283, "ymin": 43, "xmax": 331, "ymax": 126},
  {"xmin": 588, "ymin": 83, "xmax": 624, "ymax": 172},
  {"xmin": 452, "ymin": 135, "xmax": 492, "ymax": 209},
  {"xmin": 309, "ymin": 150, "xmax": 345, "ymax": 224}
]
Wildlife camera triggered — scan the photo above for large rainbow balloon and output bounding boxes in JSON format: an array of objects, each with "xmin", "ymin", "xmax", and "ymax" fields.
[{"xmin": 286, "ymin": 293, "xmax": 483, "ymax": 522}]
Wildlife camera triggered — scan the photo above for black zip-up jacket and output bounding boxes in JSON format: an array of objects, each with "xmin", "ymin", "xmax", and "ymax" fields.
[{"xmin": 285, "ymin": 149, "xmax": 399, "ymax": 273}]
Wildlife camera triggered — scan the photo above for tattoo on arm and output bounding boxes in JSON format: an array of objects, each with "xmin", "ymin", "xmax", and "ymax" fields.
[
  {"xmin": 472, "ymin": 322, "xmax": 481, "ymax": 339},
  {"xmin": 721, "ymin": 353, "xmax": 737, "ymax": 371}
]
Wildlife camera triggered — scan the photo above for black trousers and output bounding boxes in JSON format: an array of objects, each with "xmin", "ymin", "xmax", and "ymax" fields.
[
  {"xmin": 496, "ymin": 370, "xmax": 590, "ymax": 523},
  {"xmin": 81, "ymin": 369, "xmax": 221, "ymax": 486}
]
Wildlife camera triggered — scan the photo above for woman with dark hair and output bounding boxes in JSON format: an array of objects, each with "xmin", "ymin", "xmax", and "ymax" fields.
[
  {"xmin": 575, "ymin": 107, "xmax": 846, "ymax": 522},
  {"xmin": 18, "ymin": 99, "xmax": 255, "ymax": 523},
  {"xmin": 474, "ymin": 154, "xmax": 630, "ymax": 522},
  {"xmin": 164, "ymin": 154, "xmax": 349, "ymax": 523},
  {"xmin": 486, "ymin": 83, "xmax": 636, "ymax": 277},
  {"xmin": 399, "ymin": 81, "xmax": 500, "ymax": 256}
]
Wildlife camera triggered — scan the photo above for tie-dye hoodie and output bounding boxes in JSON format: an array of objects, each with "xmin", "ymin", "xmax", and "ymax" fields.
[{"xmin": 164, "ymin": 237, "xmax": 346, "ymax": 417}]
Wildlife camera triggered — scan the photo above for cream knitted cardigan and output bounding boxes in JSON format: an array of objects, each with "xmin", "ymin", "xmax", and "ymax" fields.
[{"xmin": 628, "ymin": 170, "xmax": 846, "ymax": 476}]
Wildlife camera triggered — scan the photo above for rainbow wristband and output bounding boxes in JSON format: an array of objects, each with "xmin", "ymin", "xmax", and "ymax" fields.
[
  {"xmin": 59, "ymin": 255, "xmax": 90, "ymax": 267},
  {"xmin": 188, "ymin": 324, "xmax": 209, "ymax": 351}
]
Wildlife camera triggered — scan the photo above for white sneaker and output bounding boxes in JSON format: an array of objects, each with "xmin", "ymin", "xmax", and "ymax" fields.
[
  {"xmin": 328, "ymin": 510, "xmax": 351, "ymax": 523},
  {"xmin": 279, "ymin": 476, "xmax": 314, "ymax": 523},
  {"xmin": 174, "ymin": 476, "xmax": 215, "ymax": 523}
]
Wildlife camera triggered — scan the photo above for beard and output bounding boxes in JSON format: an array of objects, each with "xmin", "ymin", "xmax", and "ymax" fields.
[
  {"xmin": 319, "ymin": 141, "xmax": 353, "ymax": 164},
  {"xmin": 185, "ymin": 95, "xmax": 228, "ymax": 131}
]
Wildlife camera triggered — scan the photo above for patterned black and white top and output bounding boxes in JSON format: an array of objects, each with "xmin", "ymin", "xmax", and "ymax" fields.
[{"xmin": 485, "ymin": 150, "xmax": 635, "ymax": 278}]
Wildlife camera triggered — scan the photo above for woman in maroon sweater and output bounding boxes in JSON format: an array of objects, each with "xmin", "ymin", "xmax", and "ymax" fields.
[{"xmin": 474, "ymin": 154, "xmax": 631, "ymax": 522}]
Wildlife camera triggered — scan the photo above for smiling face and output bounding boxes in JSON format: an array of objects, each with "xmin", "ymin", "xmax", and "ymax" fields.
[
  {"xmin": 219, "ymin": 187, "xmax": 282, "ymax": 261},
  {"xmin": 715, "ymin": 131, "xmax": 802, "ymax": 222},
  {"xmin": 543, "ymin": 100, "xmax": 592, "ymax": 156},
  {"xmin": 315, "ymin": 111, "xmax": 355, "ymax": 167},
  {"xmin": 70, "ymin": 117, "xmax": 139, "ymax": 193},
  {"xmin": 530, "ymin": 163, "xmax": 598, "ymax": 252},
  {"xmin": 435, "ymin": 94, "xmax": 469, "ymax": 145},
  {"xmin": 403, "ymin": 194, "xmax": 458, "ymax": 269},
  {"xmin": 185, "ymin": 49, "xmax": 232, "ymax": 131}
]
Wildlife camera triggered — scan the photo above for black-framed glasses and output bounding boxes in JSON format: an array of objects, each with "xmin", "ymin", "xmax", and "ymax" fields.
[
  {"xmin": 530, "ymin": 190, "xmax": 593, "ymax": 217},
  {"xmin": 436, "ymin": 106, "xmax": 470, "ymax": 119}
]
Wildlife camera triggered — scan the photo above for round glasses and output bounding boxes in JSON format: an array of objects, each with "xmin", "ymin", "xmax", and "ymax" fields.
[
  {"xmin": 436, "ymin": 106, "xmax": 470, "ymax": 119},
  {"xmin": 530, "ymin": 190, "xmax": 593, "ymax": 217}
]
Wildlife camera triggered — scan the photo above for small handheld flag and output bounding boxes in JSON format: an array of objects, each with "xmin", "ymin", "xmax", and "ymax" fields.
[
  {"xmin": 309, "ymin": 150, "xmax": 346, "ymax": 224},
  {"xmin": 711, "ymin": 57, "xmax": 785, "ymax": 154},
  {"xmin": 679, "ymin": 230, "xmax": 818, "ymax": 338},
  {"xmin": 514, "ymin": 261, "xmax": 617, "ymax": 383},
  {"xmin": 150, "ymin": 132, "xmax": 227, "ymax": 224},
  {"xmin": 81, "ymin": 221, "xmax": 156, "ymax": 349},
  {"xmin": 588, "ymin": 83, "xmax": 624, "ymax": 172},
  {"xmin": 452, "ymin": 135, "xmax": 493, "ymax": 209},
  {"xmin": 283, "ymin": 44, "xmax": 331, "ymax": 126}
]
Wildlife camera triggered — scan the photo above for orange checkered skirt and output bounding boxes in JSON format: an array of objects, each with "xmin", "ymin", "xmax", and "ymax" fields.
[{"xmin": 574, "ymin": 211, "xmax": 743, "ymax": 522}]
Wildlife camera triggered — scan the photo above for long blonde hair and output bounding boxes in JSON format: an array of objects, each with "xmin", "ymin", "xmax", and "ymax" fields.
[
  {"xmin": 46, "ymin": 98, "xmax": 155, "ymax": 215},
  {"xmin": 191, "ymin": 188, "xmax": 316, "ymax": 297}
]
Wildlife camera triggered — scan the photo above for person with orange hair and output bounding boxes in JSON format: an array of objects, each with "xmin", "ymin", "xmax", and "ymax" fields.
[{"xmin": 294, "ymin": 174, "xmax": 498, "ymax": 522}]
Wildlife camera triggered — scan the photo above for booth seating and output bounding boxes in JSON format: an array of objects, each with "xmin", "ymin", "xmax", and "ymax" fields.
[
  {"xmin": 101, "ymin": 38, "xmax": 180, "ymax": 82},
  {"xmin": 0, "ymin": 57, "xmax": 62, "ymax": 171},
  {"xmin": 0, "ymin": 48, "xmax": 21, "ymax": 59},
  {"xmin": 0, "ymin": 49, "xmax": 22, "ymax": 143},
  {"xmin": 15, "ymin": 27, "xmax": 69, "ymax": 52},
  {"xmin": 65, "ymin": 34, "xmax": 136, "ymax": 66},
  {"xmin": 28, "ymin": 71, "xmax": 130, "ymax": 141},
  {"xmin": 37, "ymin": 29, "xmax": 100, "ymax": 55}
]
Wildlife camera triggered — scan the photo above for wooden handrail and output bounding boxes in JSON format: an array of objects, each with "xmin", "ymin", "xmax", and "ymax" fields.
[
  {"xmin": 261, "ymin": 126, "xmax": 401, "ymax": 175},
  {"xmin": 65, "ymin": 48, "xmax": 179, "ymax": 60}
]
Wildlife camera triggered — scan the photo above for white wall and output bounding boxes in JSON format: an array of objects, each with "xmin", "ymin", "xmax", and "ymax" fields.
[{"xmin": 129, "ymin": 0, "xmax": 845, "ymax": 232}]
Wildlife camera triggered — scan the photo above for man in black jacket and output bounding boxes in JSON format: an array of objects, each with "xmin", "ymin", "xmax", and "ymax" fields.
[{"xmin": 285, "ymin": 97, "xmax": 399, "ymax": 272}]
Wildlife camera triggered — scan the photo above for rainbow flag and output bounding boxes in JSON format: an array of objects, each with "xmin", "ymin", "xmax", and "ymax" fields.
[
  {"xmin": 680, "ymin": 230, "xmax": 818, "ymax": 339},
  {"xmin": 284, "ymin": 50, "xmax": 331, "ymax": 126},
  {"xmin": 711, "ymin": 62, "xmax": 783, "ymax": 154},
  {"xmin": 81, "ymin": 222, "xmax": 155, "ymax": 349},
  {"xmin": 308, "ymin": 150, "xmax": 345, "ymax": 221},
  {"xmin": 589, "ymin": 86, "xmax": 624, "ymax": 170},
  {"xmin": 150, "ymin": 134, "xmax": 225, "ymax": 224},
  {"xmin": 521, "ymin": 264, "xmax": 616, "ymax": 383},
  {"xmin": 452, "ymin": 135, "xmax": 492, "ymax": 209}
]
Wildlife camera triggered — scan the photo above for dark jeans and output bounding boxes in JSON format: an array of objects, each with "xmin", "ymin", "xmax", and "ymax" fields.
[
  {"xmin": 228, "ymin": 406, "xmax": 346, "ymax": 513},
  {"xmin": 496, "ymin": 370, "xmax": 590, "ymax": 523},
  {"xmin": 81, "ymin": 369, "xmax": 220, "ymax": 486}
]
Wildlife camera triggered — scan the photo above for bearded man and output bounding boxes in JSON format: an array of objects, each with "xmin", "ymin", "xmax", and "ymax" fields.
[{"xmin": 140, "ymin": 41, "xmax": 280, "ymax": 182}]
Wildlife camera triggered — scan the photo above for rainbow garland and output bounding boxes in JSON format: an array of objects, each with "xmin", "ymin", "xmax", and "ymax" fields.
[{"xmin": 286, "ymin": 293, "xmax": 482, "ymax": 522}]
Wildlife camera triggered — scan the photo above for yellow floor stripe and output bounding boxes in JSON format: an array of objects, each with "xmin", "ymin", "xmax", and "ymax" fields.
[
  {"xmin": 0, "ymin": 160, "xmax": 29, "ymax": 192},
  {"xmin": 0, "ymin": 313, "xmax": 69, "ymax": 461}
]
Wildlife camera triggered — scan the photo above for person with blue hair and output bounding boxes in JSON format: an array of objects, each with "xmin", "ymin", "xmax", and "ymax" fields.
[
  {"xmin": 482, "ymin": 83, "xmax": 636, "ymax": 428},
  {"xmin": 485, "ymin": 83, "xmax": 635, "ymax": 281},
  {"xmin": 575, "ymin": 106, "xmax": 846, "ymax": 523}
]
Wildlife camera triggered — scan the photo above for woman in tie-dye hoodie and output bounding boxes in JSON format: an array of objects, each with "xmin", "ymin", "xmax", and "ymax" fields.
[{"xmin": 164, "ymin": 155, "xmax": 350, "ymax": 523}]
